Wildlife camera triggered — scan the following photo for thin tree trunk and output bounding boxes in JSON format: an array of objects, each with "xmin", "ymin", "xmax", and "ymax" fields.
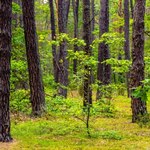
[
  {"xmin": 0, "ymin": 0, "xmax": 12, "ymax": 142},
  {"xmin": 22, "ymin": 0, "xmax": 45, "ymax": 116},
  {"xmin": 130, "ymin": 0, "xmax": 147, "ymax": 123},
  {"xmin": 97, "ymin": 0, "xmax": 111, "ymax": 100},
  {"xmin": 18, "ymin": 0, "xmax": 23, "ymax": 27},
  {"xmin": 130, "ymin": 0, "xmax": 134, "ymax": 18},
  {"xmin": 57, "ymin": 0, "xmax": 70, "ymax": 97},
  {"xmin": 49, "ymin": 0, "xmax": 58, "ymax": 83},
  {"xmin": 83, "ymin": 0, "xmax": 92, "ymax": 105},
  {"xmin": 124, "ymin": 0, "xmax": 130, "ymax": 97},
  {"xmin": 72, "ymin": 0, "xmax": 79, "ymax": 74},
  {"xmin": 91, "ymin": 0, "xmax": 95, "ymax": 41}
]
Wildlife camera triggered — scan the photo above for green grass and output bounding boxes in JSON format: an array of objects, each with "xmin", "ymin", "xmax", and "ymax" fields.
[{"xmin": 2, "ymin": 95, "xmax": 150, "ymax": 150}]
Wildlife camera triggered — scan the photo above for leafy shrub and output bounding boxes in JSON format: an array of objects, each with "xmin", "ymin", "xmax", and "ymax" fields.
[
  {"xmin": 91, "ymin": 99, "xmax": 117, "ymax": 117},
  {"xmin": 100, "ymin": 130, "xmax": 123, "ymax": 140},
  {"xmin": 10, "ymin": 89, "xmax": 31, "ymax": 114},
  {"xmin": 138, "ymin": 113, "xmax": 150, "ymax": 128}
]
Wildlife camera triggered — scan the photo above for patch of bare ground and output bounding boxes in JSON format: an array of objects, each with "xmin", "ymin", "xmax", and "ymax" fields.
[{"xmin": 0, "ymin": 140, "xmax": 17, "ymax": 150}]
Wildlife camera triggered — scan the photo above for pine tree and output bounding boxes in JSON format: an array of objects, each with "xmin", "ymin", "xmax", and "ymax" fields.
[
  {"xmin": 22, "ymin": 0, "xmax": 45, "ymax": 116},
  {"xmin": 130, "ymin": 0, "xmax": 147, "ymax": 122},
  {"xmin": 0, "ymin": 0, "xmax": 13, "ymax": 142}
]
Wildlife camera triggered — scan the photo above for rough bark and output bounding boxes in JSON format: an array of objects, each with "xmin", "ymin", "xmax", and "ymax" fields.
[
  {"xmin": 22, "ymin": 0, "xmax": 45, "ymax": 116},
  {"xmin": 130, "ymin": 0, "xmax": 134, "ymax": 18},
  {"xmin": 0, "ymin": 0, "xmax": 12, "ymax": 142},
  {"xmin": 91, "ymin": 0, "xmax": 95, "ymax": 41},
  {"xmin": 130, "ymin": 0, "xmax": 147, "ymax": 123},
  {"xmin": 72, "ymin": 0, "xmax": 79, "ymax": 74},
  {"xmin": 97, "ymin": 0, "xmax": 111, "ymax": 100},
  {"xmin": 124, "ymin": 0, "xmax": 130, "ymax": 97},
  {"xmin": 49, "ymin": 0, "xmax": 58, "ymax": 83},
  {"xmin": 83, "ymin": 0, "xmax": 92, "ymax": 105},
  {"xmin": 57, "ymin": 0, "xmax": 70, "ymax": 97}
]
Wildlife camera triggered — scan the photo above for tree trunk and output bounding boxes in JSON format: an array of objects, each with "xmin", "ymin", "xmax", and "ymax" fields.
[
  {"xmin": 124, "ymin": 0, "xmax": 130, "ymax": 97},
  {"xmin": 49, "ymin": 0, "xmax": 58, "ymax": 83},
  {"xmin": 0, "ymin": 0, "xmax": 12, "ymax": 142},
  {"xmin": 83, "ymin": 0, "xmax": 92, "ymax": 105},
  {"xmin": 97, "ymin": 0, "xmax": 111, "ymax": 100},
  {"xmin": 72, "ymin": 0, "xmax": 79, "ymax": 74},
  {"xmin": 130, "ymin": 0, "xmax": 147, "ymax": 123},
  {"xmin": 57, "ymin": 0, "xmax": 70, "ymax": 97},
  {"xmin": 22, "ymin": 0, "xmax": 45, "ymax": 116},
  {"xmin": 91, "ymin": 0, "xmax": 95, "ymax": 41},
  {"xmin": 130, "ymin": 0, "xmax": 134, "ymax": 18}
]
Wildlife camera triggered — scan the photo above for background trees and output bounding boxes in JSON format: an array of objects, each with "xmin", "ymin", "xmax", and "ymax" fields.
[
  {"xmin": 97, "ymin": 0, "xmax": 110, "ymax": 99},
  {"xmin": 57, "ymin": 0, "xmax": 70, "ymax": 98}
]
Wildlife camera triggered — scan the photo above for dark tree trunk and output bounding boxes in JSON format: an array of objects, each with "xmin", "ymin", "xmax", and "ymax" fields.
[
  {"xmin": 124, "ymin": 0, "xmax": 130, "ymax": 97},
  {"xmin": 22, "ymin": 0, "xmax": 45, "ymax": 116},
  {"xmin": 18, "ymin": 0, "xmax": 23, "ymax": 27},
  {"xmin": 118, "ymin": 0, "xmax": 123, "ymax": 60},
  {"xmin": 97, "ymin": 0, "xmax": 111, "ymax": 100},
  {"xmin": 57, "ymin": 0, "xmax": 70, "ymax": 97},
  {"xmin": 72, "ymin": 0, "xmax": 79, "ymax": 74},
  {"xmin": 0, "ymin": 0, "xmax": 12, "ymax": 142},
  {"xmin": 49, "ymin": 0, "xmax": 58, "ymax": 83},
  {"xmin": 130, "ymin": 0, "xmax": 134, "ymax": 18},
  {"xmin": 83, "ymin": 0, "xmax": 92, "ymax": 105},
  {"xmin": 130, "ymin": 0, "xmax": 147, "ymax": 123},
  {"xmin": 91, "ymin": 0, "xmax": 95, "ymax": 41}
]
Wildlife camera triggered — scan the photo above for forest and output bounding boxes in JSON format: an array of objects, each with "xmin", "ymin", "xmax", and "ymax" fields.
[{"xmin": 1, "ymin": 0, "xmax": 150, "ymax": 149}]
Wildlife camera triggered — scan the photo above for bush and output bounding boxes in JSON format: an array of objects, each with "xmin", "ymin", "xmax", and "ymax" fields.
[{"xmin": 10, "ymin": 89, "xmax": 31, "ymax": 114}]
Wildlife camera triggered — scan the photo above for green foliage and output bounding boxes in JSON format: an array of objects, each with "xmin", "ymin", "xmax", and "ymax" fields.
[
  {"xmin": 91, "ymin": 99, "xmax": 117, "ymax": 117},
  {"xmin": 137, "ymin": 113, "xmax": 150, "ymax": 128},
  {"xmin": 105, "ymin": 58, "xmax": 131, "ymax": 73},
  {"xmin": 132, "ymin": 79, "xmax": 150, "ymax": 102},
  {"xmin": 12, "ymin": 2, "xmax": 21, "ymax": 14},
  {"xmin": 10, "ymin": 89, "xmax": 31, "ymax": 114},
  {"xmin": 100, "ymin": 130, "xmax": 123, "ymax": 140}
]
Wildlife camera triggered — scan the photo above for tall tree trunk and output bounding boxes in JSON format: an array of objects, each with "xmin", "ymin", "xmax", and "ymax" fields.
[
  {"xmin": 118, "ymin": 0, "xmax": 123, "ymax": 60},
  {"xmin": 0, "ymin": 0, "xmax": 12, "ymax": 142},
  {"xmin": 130, "ymin": 0, "xmax": 147, "ymax": 123},
  {"xmin": 18, "ymin": 0, "xmax": 23, "ymax": 27},
  {"xmin": 83, "ymin": 0, "xmax": 92, "ymax": 105},
  {"xmin": 22, "ymin": 0, "xmax": 45, "ymax": 116},
  {"xmin": 130, "ymin": 0, "xmax": 134, "ymax": 18},
  {"xmin": 91, "ymin": 0, "xmax": 95, "ymax": 41},
  {"xmin": 124, "ymin": 0, "xmax": 130, "ymax": 97},
  {"xmin": 72, "ymin": 0, "xmax": 79, "ymax": 74},
  {"xmin": 97, "ymin": 0, "xmax": 111, "ymax": 100},
  {"xmin": 49, "ymin": 0, "xmax": 58, "ymax": 83},
  {"xmin": 57, "ymin": 0, "xmax": 70, "ymax": 97}
]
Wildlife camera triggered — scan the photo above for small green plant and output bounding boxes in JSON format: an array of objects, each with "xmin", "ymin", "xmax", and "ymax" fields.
[
  {"xmin": 137, "ymin": 113, "xmax": 150, "ymax": 128},
  {"xmin": 10, "ymin": 89, "xmax": 31, "ymax": 114},
  {"xmin": 132, "ymin": 79, "xmax": 150, "ymax": 102},
  {"xmin": 91, "ymin": 99, "xmax": 117, "ymax": 117},
  {"xmin": 100, "ymin": 130, "xmax": 123, "ymax": 140}
]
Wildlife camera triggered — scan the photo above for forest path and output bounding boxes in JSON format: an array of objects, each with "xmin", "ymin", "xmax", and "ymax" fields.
[{"xmin": 0, "ymin": 141, "xmax": 17, "ymax": 150}]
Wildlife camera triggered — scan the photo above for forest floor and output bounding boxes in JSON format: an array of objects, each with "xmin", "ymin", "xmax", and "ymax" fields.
[{"xmin": 1, "ymin": 95, "xmax": 150, "ymax": 150}]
